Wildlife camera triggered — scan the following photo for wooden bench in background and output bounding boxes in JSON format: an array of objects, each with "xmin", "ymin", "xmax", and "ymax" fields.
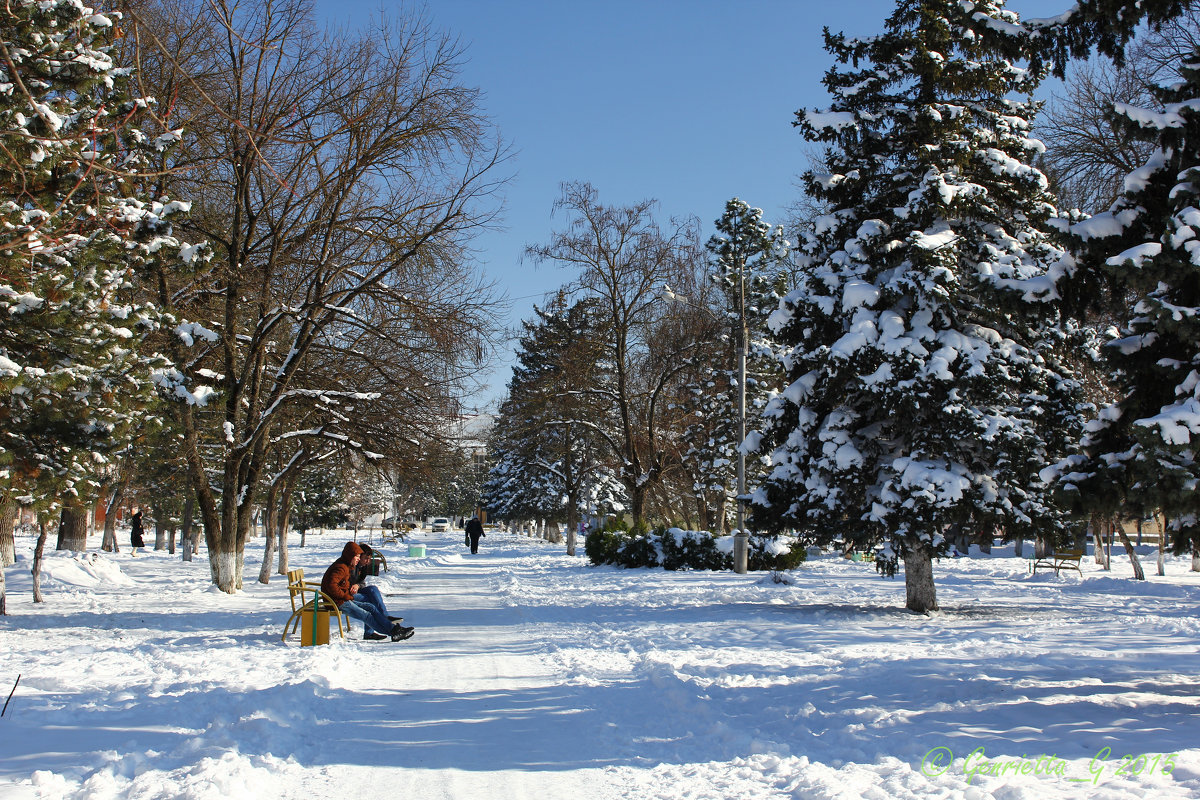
[
  {"xmin": 365, "ymin": 550, "xmax": 388, "ymax": 574},
  {"xmin": 1033, "ymin": 549, "xmax": 1084, "ymax": 576},
  {"xmin": 282, "ymin": 568, "xmax": 347, "ymax": 645}
]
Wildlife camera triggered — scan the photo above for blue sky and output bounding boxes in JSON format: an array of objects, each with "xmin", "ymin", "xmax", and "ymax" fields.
[{"xmin": 314, "ymin": 0, "xmax": 1057, "ymax": 409}]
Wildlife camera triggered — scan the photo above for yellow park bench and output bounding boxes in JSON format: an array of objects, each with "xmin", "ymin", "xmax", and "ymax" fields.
[
  {"xmin": 282, "ymin": 568, "xmax": 348, "ymax": 645},
  {"xmin": 1032, "ymin": 549, "xmax": 1085, "ymax": 576}
]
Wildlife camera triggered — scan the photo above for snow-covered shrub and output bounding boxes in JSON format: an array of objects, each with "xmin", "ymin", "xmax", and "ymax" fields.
[
  {"xmin": 585, "ymin": 524, "xmax": 804, "ymax": 571},
  {"xmin": 584, "ymin": 519, "xmax": 658, "ymax": 568},
  {"xmin": 748, "ymin": 534, "xmax": 806, "ymax": 572},
  {"xmin": 660, "ymin": 528, "xmax": 728, "ymax": 571}
]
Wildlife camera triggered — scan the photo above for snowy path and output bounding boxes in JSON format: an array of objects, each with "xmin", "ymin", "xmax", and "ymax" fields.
[
  {"xmin": 338, "ymin": 545, "xmax": 615, "ymax": 799},
  {"xmin": 1, "ymin": 528, "xmax": 1199, "ymax": 799}
]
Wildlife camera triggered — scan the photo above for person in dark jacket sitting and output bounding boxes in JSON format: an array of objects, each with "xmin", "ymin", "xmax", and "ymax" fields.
[
  {"xmin": 321, "ymin": 542, "xmax": 412, "ymax": 642},
  {"xmin": 352, "ymin": 544, "xmax": 413, "ymax": 640}
]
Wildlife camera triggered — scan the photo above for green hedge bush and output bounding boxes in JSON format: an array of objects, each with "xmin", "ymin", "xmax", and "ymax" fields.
[{"xmin": 584, "ymin": 524, "xmax": 805, "ymax": 572}]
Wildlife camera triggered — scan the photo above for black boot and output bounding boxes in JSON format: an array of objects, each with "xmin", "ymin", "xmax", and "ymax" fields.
[{"xmin": 364, "ymin": 630, "xmax": 387, "ymax": 641}]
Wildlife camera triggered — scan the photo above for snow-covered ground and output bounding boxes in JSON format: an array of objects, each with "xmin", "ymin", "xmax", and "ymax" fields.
[{"xmin": 1, "ymin": 528, "xmax": 1198, "ymax": 799}]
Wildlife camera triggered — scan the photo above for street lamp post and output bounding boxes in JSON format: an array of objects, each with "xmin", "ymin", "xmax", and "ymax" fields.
[{"xmin": 732, "ymin": 221, "xmax": 749, "ymax": 575}]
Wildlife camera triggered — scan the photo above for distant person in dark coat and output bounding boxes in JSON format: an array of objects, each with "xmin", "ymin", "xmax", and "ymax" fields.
[
  {"xmin": 129, "ymin": 509, "xmax": 146, "ymax": 553},
  {"xmin": 466, "ymin": 516, "xmax": 485, "ymax": 554}
]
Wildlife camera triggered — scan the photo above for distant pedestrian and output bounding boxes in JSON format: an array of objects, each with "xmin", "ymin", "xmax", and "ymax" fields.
[
  {"xmin": 466, "ymin": 516, "xmax": 485, "ymax": 554},
  {"xmin": 129, "ymin": 509, "xmax": 145, "ymax": 553}
]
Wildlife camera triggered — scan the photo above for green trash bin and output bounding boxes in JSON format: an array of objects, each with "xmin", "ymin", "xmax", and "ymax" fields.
[{"xmin": 408, "ymin": 543, "xmax": 426, "ymax": 557}]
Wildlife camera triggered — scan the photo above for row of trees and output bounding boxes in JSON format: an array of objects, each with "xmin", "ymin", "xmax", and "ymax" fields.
[
  {"xmin": 482, "ymin": 188, "xmax": 791, "ymax": 556},
  {"xmin": 483, "ymin": 0, "xmax": 1200, "ymax": 612},
  {"xmin": 0, "ymin": 0, "xmax": 506, "ymax": 609}
]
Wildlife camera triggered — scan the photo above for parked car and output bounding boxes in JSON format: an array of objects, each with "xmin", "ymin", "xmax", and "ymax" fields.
[{"xmin": 430, "ymin": 517, "xmax": 451, "ymax": 532}]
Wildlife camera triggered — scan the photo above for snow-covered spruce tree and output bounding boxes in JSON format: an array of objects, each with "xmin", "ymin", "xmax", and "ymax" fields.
[
  {"xmin": 0, "ymin": 2, "xmax": 204, "ymax": 546},
  {"xmin": 681, "ymin": 199, "xmax": 790, "ymax": 533},
  {"xmin": 483, "ymin": 298, "xmax": 625, "ymax": 553},
  {"xmin": 751, "ymin": 0, "xmax": 1084, "ymax": 612},
  {"xmin": 1052, "ymin": 43, "xmax": 1200, "ymax": 566}
]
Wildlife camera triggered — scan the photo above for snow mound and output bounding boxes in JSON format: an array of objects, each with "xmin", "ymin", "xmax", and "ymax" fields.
[{"xmin": 35, "ymin": 551, "xmax": 136, "ymax": 588}]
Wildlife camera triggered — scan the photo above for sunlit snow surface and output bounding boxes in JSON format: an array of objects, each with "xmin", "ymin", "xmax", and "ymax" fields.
[{"xmin": 1, "ymin": 529, "xmax": 1198, "ymax": 799}]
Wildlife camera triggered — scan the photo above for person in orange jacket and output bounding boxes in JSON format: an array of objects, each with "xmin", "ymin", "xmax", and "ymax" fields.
[{"xmin": 321, "ymin": 542, "xmax": 411, "ymax": 641}]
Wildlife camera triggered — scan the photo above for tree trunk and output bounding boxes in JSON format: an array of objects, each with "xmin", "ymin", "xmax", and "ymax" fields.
[
  {"xmin": 1091, "ymin": 517, "xmax": 1108, "ymax": 570},
  {"xmin": 0, "ymin": 497, "xmax": 16, "ymax": 567},
  {"xmin": 258, "ymin": 526, "xmax": 276, "ymax": 585},
  {"xmin": 1116, "ymin": 526, "xmax": 1145, "ymax": 580},
  {"xmin": 100, "ymin": 471, "xmax": 130, "ymax": 552},
  {"xmin": 977, "ymin": 525, "xmax": 991, "ymax": 554},
  {"xmin": 31, "ymin": 521, "xmax": 48, "ymax": 603},
  {"xmin": 168, "ymin": 525, "xmax": 177, "ymax": 555},
  {"xmin": 207, "ymin": 482, "xmax": 257, "ymax": 592},
  {"xmin": 902, "ymin": 542, "xmax": 938, "ymax": 613},
  {"xmin": 152, "ymin": 502, "xmax": 167, "ymax": 550},
  {"xmin": 56, "ymin": 504, "xmax": 88, "ymax": 552},
  {"xmin": 630, "ymin": 486, "xmax": 646, "ymax": 529},
  {"xmin": 1156, "ymin": 512, "xmax": 1166, "ymax": 577},
  {"xmin": 277, "ymin": 484, "xmax": 294, "ymax": 575},
  {"xmin": 1013, "ymin": 535, "xmax": 1023, "ymax": 558},
  {"xmin": 258, "ymin": 480, "xmax": 280, "ymax": 585},
  {"xmin": 566, "ymin": 489, "xmax": 579, "ymax": 556},
  {"xmin": 1034, "ymin": 534, "xmax": 1051, "ymax": 559},
  {"xmin": 0, "ymin": 503, "xmax": 8, "ymax": 610},
  {"xmin": 181, "ymin": 493, "xmax": 195, "ymax": 562},
  {"xmin": 1192, "ymin": 547, "xmax": 1199, "ymax": 572}
]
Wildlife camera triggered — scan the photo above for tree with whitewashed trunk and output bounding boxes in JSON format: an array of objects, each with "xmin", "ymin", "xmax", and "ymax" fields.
[
  {"xmin": 125, "ymin": 0, "xmax": 504, "ymax": 592},
  {"xmin": 751, "ymin": 0, "xmax": 1083, "ymax": 612}
]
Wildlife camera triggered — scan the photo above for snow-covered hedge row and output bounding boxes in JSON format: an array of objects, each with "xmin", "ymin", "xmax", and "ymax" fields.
[{"xmin": 584, "ymin": 523, "xmax": 805, "ymax": 571}]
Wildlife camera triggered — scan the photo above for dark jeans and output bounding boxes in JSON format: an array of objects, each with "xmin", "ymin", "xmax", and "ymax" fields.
[{"xmin": 340, "ymin": 596, "xmax": 391, "ymax": 635}]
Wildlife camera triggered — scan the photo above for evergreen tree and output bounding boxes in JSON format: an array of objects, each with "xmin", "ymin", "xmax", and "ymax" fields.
[
  {"xmin": 0, "ymin": 2, "xmax": 205, "ymax": 528},
  {"xmin": 483, "ymin": 298, "xmax": 625, "ymax": 551},
  {"xmin": 752, "ymin": 0, "xmax": 1083, "ymax": 611},
  {"xmin": 682, "ymin": 199, "xmax": 790, "ymax": 532},
  {"xmin": 1052, "ymin": 37, "xmax": 1200, "ymax": 559},
  {"xmin": 291, "ymin": 468, "xmax": 347, "ymax": 536}
]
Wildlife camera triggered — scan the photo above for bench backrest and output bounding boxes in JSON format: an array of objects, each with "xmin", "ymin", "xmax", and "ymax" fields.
[
  {"xmin": 1057, "ymin": 550, "xmax": 1085, "ymax": 560},
  {"xmin": 287, "ymin": 568, "xmax": 308, "ymax": 612}
]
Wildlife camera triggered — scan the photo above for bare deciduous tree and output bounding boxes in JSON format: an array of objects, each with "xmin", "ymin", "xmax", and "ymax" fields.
[
  {"xmin": 1038, "ymin": 3, "xmax": 1200, "ymax": 213},
  {"xmin": 526, "ymin": 183, "xmax": 707, "ymax": 527},
  {"xmin": 126, "ymin": 0, "xmax": 506, "ymax": 591}
]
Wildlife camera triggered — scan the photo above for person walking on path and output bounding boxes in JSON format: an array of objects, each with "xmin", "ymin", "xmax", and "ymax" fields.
[
  {"xmin": 322, "ymin": 542, "xmax": 412, "ymax": 641},
  {"xmin": 466, "ymin": 516, "xmax": 485, "ymax": 555},
  {"xmin": 129, "ymin": 509, "xmax": 145, "ymax": 554}
]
